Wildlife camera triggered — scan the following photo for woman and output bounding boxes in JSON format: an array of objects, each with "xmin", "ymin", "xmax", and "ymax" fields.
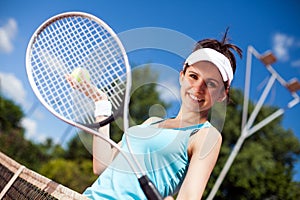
[{"xmin": 67, "ymin": 29, "xmax": 242, "ymax": 199}]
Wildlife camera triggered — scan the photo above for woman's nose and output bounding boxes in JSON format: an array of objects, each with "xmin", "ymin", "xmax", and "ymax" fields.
[{"xmin": 193, "ymin": 78, "xmax": 207, "ymax": 93}]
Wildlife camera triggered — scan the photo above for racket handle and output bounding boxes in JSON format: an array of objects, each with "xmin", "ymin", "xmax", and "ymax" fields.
[
  {"xmin": 98, "ymin": 114, "xmax": 114, "ymax": 127},
  {"xmin": 138, "ymin": 175, "xmax": 163, "ymax": 200},
  {"xmin": 80, "ymin": 114, "xmax": 115, "ymax": 129}
]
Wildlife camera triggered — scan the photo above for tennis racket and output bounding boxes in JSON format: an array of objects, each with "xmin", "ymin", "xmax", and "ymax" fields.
[{"xmin": 25, "ymin": 11, "xmax": 162, "ymax": 200}]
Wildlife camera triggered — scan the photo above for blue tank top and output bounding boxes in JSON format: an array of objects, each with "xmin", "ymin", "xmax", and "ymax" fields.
[{"xmin": 83, "ymin": 121, "xmax": 212, "ymax": 199}]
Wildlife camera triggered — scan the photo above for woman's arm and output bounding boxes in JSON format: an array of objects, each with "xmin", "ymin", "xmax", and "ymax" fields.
[
  {"xmin": 176, "ymin": 127, "xmax": 222, "ymax": 199},
  {"xmin": 66, "ymin": 75, "xmax": 120, "ymax": 175},
  {"xmin": 92, "ymin": 115, "xmax": 121, "ymax": 175}
]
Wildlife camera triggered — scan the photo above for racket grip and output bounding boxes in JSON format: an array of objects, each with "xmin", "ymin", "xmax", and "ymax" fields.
[
  {"xmin": 138, "ymin": 175, "xmax": 163, "ymax": 200},
  {"xmin": 79, "ymin": 115, "xmax": 115, "ymax": 129}
]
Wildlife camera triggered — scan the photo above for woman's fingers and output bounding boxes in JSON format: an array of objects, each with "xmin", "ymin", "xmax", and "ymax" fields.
[{"xmin": 65, "ymin": 74, "xmax": 108, "ymax": 101}]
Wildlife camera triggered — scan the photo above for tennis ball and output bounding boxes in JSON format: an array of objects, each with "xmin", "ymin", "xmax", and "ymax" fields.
[{"xmin": 71, "ymin": 67, "xmax": 91, "ymax": 83}]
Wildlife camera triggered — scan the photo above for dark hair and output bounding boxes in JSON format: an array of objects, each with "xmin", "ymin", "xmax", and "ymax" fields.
[{"xmin": 184, "ymin": 28, "xmax": 242, "ymax": 89}]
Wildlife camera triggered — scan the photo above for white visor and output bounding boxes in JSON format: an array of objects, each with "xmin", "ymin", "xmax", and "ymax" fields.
[{"xmin": 184, "ymin": 48, "xmax": 233, "ymax": 86}]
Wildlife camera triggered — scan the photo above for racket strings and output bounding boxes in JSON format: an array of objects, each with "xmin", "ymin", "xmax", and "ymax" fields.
[
  {"xmin": 77, "ymin": 20, "xmax": 127, "ymax": 110},
  {"xmin": 71, "ymin": 16, "xmax": 127, "ymax": 112},
  {"xmin": 33, "ymin": 27, "xmax": 73, "ymax": 121},
  {"xmin": 32, "ymin": 21, "xmax": 83, "ymax": 122},
  {"xmin": 29, "ymin": 15, "xmax": 128, "ymax": 125},
  {"xmin": 31, "ymin": 49, "xmax": 69, "ymax": 120},
  {"xmin": 65, "ymin": 17, "xmax": 100, "ymax": 124}
]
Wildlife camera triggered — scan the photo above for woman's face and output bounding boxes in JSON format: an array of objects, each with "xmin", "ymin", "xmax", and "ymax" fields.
[{"xmin": 179, "ymin": 61, "xmax": 227, "ymax": 113}]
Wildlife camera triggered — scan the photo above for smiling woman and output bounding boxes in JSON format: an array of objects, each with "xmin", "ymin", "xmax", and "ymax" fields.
[
  {"xmin": 81, "ymin": 29, "xmax": 243, "ymax": 200},
  {"xmin": 180, "ymin": 61, "xmax": 227, "ymax": 115}
]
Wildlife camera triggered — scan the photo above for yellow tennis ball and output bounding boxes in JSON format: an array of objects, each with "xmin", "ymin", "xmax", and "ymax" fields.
[{"xmin": 71, "ymin": 67, "xmax": 90, "ymax": 83}]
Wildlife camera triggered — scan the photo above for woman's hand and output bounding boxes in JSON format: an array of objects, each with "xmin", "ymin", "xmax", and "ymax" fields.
[{"xmin": 65, "ymin": 74, "xmax": 108, "ymax": 101}]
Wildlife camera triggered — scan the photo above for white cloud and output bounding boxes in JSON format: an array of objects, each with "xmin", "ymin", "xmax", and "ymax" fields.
[
  {"xmin": 272, "ymin": 33, "xmax": 294, "ymax": 61},
  {"xmin": 0, "ymin": 72, "xmax": 28, "ymax": 108},
  {"xmin": 21, "ymin": 117, "xmax": 47, "ymax": 142},
  {"xmin": 0, "ymin": 18, "xmax": 17, "ymax": 53},
  {"xmin": 21, "ymin": 117, "xmax": 37, "ymax": 138}
]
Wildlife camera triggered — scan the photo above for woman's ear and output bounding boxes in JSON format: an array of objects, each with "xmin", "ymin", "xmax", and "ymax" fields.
[
  {"xmin": 217, "ymin": 87, "xmax": 229, "ymax": 102},
  {"xmin": 217, "ymin": 95, "xmax": 227, "ymax": 102},
  {"xmin": 179, "ymin": 71, "xmax": 184, "ymax": 86}
]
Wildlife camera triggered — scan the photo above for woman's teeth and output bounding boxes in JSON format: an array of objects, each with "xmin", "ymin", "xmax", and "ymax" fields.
[{"xmin": 189, "ymin": 93, "xmax": 203, "ymax": 102}]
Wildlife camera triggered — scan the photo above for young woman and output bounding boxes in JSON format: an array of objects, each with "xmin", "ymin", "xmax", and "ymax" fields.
[{"xmin": 67, "ymin": 29, "xmax": 242, "ymax": 199}]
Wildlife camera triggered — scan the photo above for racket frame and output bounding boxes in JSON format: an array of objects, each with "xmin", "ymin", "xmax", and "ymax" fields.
[{"xmin": 26, "ymin": 11, "xmax": 131, "ymax": 130}]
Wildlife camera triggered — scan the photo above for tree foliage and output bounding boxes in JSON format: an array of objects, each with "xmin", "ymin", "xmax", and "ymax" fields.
[
  {"xmin": 110, "ymin": 64, "xmax": 171, "ymax": 142},
  {"xmin": 204, "ymin": 88, "xmax": 300, "ymax": 199},
  {"xmin": 39, "ymin": 158, "xmax": 97, "ymax": 193},
  {"xmin": 0, "ymin": 96, "xmax": 50, "ymax": 170},
  {"xmin": 0, "ymin": 96, "xmax": 23, "ymax": 132}
]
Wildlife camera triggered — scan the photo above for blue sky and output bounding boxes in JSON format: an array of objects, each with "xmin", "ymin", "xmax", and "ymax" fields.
[{"xmin": 1, "ymin": 0, "xmax": 300, "ymax": 180}]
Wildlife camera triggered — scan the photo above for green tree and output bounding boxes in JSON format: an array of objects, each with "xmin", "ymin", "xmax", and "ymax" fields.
[
  {"xmin": 0, "ymin": 95, "xmax": 23, "ymax": 132},
  {"xmin": 110, "ymin": 64, "xmax": 171, "ymax": 141},
  {"xmin": 38, "ymin": 138, "xmax": 66, "ymax": 159},
  {"xmin": 39, "ymin": 158, "xmax": 97, "ymax": 193},
  {"xmin": 37, "ymin": 131, "xmax": 96, "ymax": 193},
  {"xmin": 0, "ymin": 95, "xmax": 50, "ymax": 170},
  {"xmin": 204, "ymin": 89, "xmax": 300, "ymax": 199},
  {"xmin": 64, "ymin": 132, "xmax": 92, "ymax": 160}
]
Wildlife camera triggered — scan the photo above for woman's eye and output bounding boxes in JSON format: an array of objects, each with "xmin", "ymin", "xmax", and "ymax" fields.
[
  {"xmin": 189, "ymin": 74, "xmax": 198, "ymax": 79},
  {"xmin": 207, "ymin": 81, "xmax": 217, "ymax": 88}
]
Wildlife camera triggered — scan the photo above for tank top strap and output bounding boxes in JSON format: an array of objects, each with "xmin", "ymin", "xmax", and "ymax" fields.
[
  {"xmin": 188, "ymin": 121, "xmax": 212, "ymax": 137},
  {"xmin": 149, "ymin": 119, "xmax": 212, "ymax": 136}
]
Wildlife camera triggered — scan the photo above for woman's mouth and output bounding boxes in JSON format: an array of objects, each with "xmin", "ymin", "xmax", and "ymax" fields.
[{"xmin": 189, "ymin": 93, "xmax": 204, "ymax": 103}]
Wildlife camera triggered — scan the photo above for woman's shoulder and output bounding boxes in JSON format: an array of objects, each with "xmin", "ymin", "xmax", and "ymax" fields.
[{"xmin": 189, "ymin": 125, "xmax": 222, "ymax": 159}]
